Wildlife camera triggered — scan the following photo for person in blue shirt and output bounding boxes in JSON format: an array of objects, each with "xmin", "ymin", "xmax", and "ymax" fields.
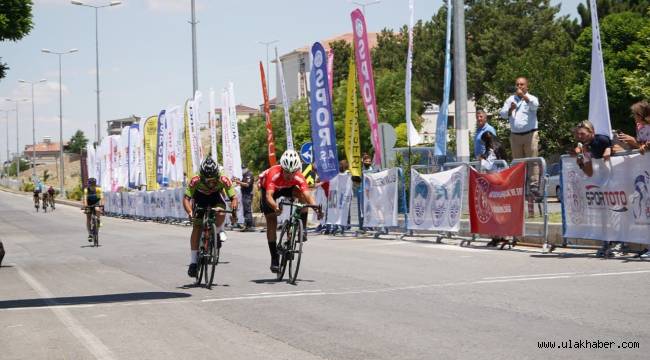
[{"xmin": 474, "ymin": 110, "xmax": 496, "ymax": 160}]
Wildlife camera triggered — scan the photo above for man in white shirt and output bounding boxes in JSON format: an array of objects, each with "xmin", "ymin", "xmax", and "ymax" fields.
[{"xmin": 499, "ymin": 76, "xmax": 540, "ymax": 192}]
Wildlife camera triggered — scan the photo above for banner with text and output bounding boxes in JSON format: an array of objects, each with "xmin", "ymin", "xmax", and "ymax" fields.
[
  {"xmin": 351, "ymin": 9, "xmax": 382, "ymax": 166},
  {"xmin": 469, "ymin": 162, "xmax": 525, "ymax": 237},
  {"xmin": 562, "ymin": 154, "xmax": 650, "ymax": 244},
  {"xmin": 309, "ymin": 42, "xmax": 339, "ymax": 181}
]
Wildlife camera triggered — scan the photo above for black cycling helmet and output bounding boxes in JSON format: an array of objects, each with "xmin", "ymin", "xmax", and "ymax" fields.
[
  {"xmin": 88, "ymin": 178, "xmax": 97, "ymax": 186},
  {"xmin": 200, "ymin": 155, "xmax": 219, "ymax": 178}
]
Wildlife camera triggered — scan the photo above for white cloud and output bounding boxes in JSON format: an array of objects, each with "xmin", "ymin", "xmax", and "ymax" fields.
[{"xmin": 9, "ymin": 81, "xmax": 69, "ymax": 106}]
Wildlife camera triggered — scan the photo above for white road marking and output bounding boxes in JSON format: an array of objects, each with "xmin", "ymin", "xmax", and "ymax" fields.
[
  {"xmin": 243, "ymin": 289, "xmax": 323, "ymax": 296},
  {"xmin": 4, "ymin": 269, "xmax": 650, "ymax": 312},
  {"xmin": 483, "ymin": 272, "xmax": 577, "ymax": 280},
  {"xmin": 16, "ymin": 267, "xmax": 116, "ymax": 360}
]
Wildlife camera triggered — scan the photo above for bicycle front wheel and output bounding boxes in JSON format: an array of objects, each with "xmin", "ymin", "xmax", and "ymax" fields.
[
  {"xmin": 207, "ymin": 224, "xmax": 220, "ymax": 289},
  {"xmin": 288, "ymin": 219, "xmax": 304, "ymax": 284},
  {"xmin": 276, "ymin": 220, "xmax": 290, "ymax": 281}
]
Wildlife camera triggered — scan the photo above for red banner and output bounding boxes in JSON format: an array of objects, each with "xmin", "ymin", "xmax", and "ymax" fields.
[
  {"xmin": 260, "ymin": 62, "xmax": 277, "ymax": 166},
  {"xmin": 469, "ymin": 162, "xmax": 526, "ymax": 236}
]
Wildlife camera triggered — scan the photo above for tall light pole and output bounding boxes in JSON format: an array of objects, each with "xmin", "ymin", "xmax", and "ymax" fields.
[
  {"xmin": 453, "ymin": 0, "xmax": 470, "ymax": 162},
  {"xmin": 351, "ymin": 0, "xmax": 381, "ymax": 14},
  {"xmin": 190, "ymin": 0, "xmax": 199, "ymax": 95},
  {"xmin": 1, "ymin": 109, "xmax": 15, "ymax": 174},
  {"xmin": 258, "ymin": 40, "xmax": 278, "ymax": 96},
  {"xmin": 5, "ymin": 98, "xmax": 28, "ymax": 179},
  {"xmin": 18, "ymin": 79, "xmax": 47, "ymax": 178},
  {"xmin": 42, "ymin": 48, "xmax": 78, "ymax": 196},
  {"xmin": 71, "ymin": 0, "xmax": 121, "ymax": 145}
]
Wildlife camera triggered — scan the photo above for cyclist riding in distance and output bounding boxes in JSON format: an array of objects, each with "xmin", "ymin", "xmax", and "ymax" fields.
[
  {"xmin": 83, "ymin": 178, "xmax": 103, "ymax": 242},
  {"xmin": 33, "ymin": 180, "xmax": 43, "ymax": 204},
  {"xmin": 183, "ymin": 155, "xmax": 238, "ymax": 278},
  {"xmin": 259, "ymin": 149, "xmax": 323, "ymax": 273}
]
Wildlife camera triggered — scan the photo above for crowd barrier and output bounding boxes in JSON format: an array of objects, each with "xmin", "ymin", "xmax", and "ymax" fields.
[
  {"xmin": 0, "ymin": 177, "xmax": 21, "ymax": 191},
  {"xmin": 559, "ymin": 149, "xmax": 649, "ymax": 257}
]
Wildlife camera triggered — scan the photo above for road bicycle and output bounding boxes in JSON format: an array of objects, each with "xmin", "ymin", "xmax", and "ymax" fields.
[
  {"xmin": 194, "ymin": 206, "xmax": 235, "ymax": 289},
  {"xmin": 84, "ymin": 205, "xmax": 103, "ymax": 247},
  {"xmin": 276, "ymin": 200, "xmax": 321, "ymax": 284},
  {"xmin": 42, "ymin": 193, "xmax": 49, "ymax": 213}
]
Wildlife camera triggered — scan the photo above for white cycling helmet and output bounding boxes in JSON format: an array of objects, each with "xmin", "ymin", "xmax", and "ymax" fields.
[{"xmin": 280, "ymin": 149, "xmax": 302, "ymax": 173}]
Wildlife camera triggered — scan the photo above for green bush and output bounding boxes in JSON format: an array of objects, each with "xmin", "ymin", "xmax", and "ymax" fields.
[
  {"xmin": 67, "ymin": 184, "xmax": 83, "ymax": 201},
  {"xmin": 21, "ymin": 182, "xmax": 34, "ymax": 192}
]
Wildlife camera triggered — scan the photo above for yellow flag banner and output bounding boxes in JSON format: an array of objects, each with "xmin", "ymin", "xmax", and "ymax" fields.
[
  {"xmin": 183, "ymin": 99, "xmax": 193, "ymax": 179},
  {"xmin": 143, "ymin": 116, "xmax": 159, "ymax": 190},
  {"xmin": 345, "ymin": 48, "xmax": 362, "ymax": 177}
]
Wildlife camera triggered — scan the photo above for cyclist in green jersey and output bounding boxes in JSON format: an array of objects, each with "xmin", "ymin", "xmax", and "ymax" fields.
[{"xmin": 183, "ymin": 156, "xmax": 238, "ymax": 278}]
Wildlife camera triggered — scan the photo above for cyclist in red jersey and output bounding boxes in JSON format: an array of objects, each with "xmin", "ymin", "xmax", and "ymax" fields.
[{"xmin": 259, "ymin": 150, "xmax": 322, "ymax": 273}]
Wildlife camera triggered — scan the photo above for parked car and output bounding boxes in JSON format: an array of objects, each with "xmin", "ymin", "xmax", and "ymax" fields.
[{"xmin": 546, "ymin": 162, "xmax": 561, "ymax": 202}]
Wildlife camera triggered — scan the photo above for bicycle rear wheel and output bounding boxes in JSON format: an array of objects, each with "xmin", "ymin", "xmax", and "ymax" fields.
[
  {"xmin": 93, "ymin": 215, "xmax": 99, "ymax": 247},
  {"xmin": 288, "ymin": 220, "xmax": 304, "ymax": 284},
  {"xmin": 207, "ymin": 224, "xmax": 220, "ymax": 289},
  {"xmin": 276, "ymin": 220, "xmax": 290, "ymax": 281}
]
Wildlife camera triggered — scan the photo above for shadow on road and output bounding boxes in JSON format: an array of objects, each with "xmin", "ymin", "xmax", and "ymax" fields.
[{"xmin": 0, "ymin": 291, "xmax": 191, "ymax": 309}]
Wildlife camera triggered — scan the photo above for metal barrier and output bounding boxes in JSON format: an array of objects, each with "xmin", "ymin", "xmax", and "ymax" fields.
[{"xmin": 509, "ymin": 157, "xmax": 550, "ymax": 252}]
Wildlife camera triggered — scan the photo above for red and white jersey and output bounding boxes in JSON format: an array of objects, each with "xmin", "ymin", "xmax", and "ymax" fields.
[{"xmin": 259, "ymin": 165, "xmax": 309, "ymax": 192}]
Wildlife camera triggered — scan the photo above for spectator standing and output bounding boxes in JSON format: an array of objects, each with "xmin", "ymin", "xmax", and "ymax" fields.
[
  {"xmin": 474, "ymin": 110, "xmax": 497, "ymax": 160},
  {"xmin": 234, "ymin": 163, "xmax": 255, "ymax": 231},
  {"xmin": 499, "ymin": 77, "xmax": 540, "ymax": 193},
  {"xmin": 617, "ymin": 100, "xmax": 650, "ymax": 154}
]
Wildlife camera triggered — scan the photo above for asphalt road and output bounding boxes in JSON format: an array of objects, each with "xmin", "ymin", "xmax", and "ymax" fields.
[{"xmin": 1, "ymin": 189, "xmax": 649, "ymax": 360}]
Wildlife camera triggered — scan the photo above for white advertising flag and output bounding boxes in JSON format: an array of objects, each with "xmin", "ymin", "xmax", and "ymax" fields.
[{"xmin": 588, "ymin": 0, "xmax": 612, "ymax": 136}]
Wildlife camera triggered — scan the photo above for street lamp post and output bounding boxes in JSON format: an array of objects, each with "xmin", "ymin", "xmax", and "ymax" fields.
[
  {"xmin": 71, "ymin": 0, "xmax": 121, "ymax": 145},
  {"xmin": 5, "ymin": 98, "xmax": 28, "ymax": 179},
  {"xmin": 0, "ymin": 109, "xmax": 15, "ymax": 175},
  {"xmin": 42, "ymin": 48, "xmax": 78, "ymax": 197},
  {"xmin": 351, "ymin": 0, "xmax": 381, "ymax": 14},
  {"xmin": 258, "ymin": 40, "xmax": 278, "ymax": 95},
  {"xmin": 18, "ymin": 79, "xmax": 47, "ymax": 178},
  {"xmin": 190, "ymin": 0, "xmax": 198, "ymax": 95}
]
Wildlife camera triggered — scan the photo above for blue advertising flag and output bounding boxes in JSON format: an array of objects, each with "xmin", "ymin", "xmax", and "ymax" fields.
[
  {"xmin": 309, "ymin": 42, "xmax": 339, "ymax": 182},
  {"xmin": 435, "ymin": 0, "xmax": 453, "ymax": 156}
]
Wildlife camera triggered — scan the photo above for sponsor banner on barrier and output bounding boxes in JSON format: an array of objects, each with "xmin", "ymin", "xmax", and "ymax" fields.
[
  {"xmin": 326, "ymin": 173, "xmax": 353, "ymax": 226},
  {"xmin": 363, "ymin": 168, "xmax": 399, "ymax": 227},
  {"xmin": 408, "ymin": 167, "xmax": 464, "ymax": 231},
  {"xmin": 309, "ymin": 42, "xmax": 339, "ymax": 181},
  {"xmin": 562, "ymin": 154, "xmax": 650, "ymax": 244},
  {"xmin": 469, "ymin": 162, "xmax": 526, "ymax": 236}
]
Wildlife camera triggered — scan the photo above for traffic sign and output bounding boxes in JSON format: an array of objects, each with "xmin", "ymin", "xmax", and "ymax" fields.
[{"xmin": 300, "ymin": 142, "xmax": 313, "ymax": 164}]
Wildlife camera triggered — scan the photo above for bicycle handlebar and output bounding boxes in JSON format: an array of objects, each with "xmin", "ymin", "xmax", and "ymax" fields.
[
  {"xmin": 279, "ymin": 200, "xmax": 322, "ymax": 213},
  {"xmin": 194, "ymin": 206, "xmax": 237, "ymax": 215}
]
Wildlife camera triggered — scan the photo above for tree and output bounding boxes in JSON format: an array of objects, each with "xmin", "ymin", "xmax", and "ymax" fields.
[
  {"xmin": 67, "ymin": 130, "xmax": 88, "ymax": 154},
  {"xmin": 567, "ymin": 11, "xmax": 649, "ymax": 135},
  {"xmin": 0, "ymin": 0, "xmax": 34, "ymax": 79},
  {"xmin": 7, "ymin": 159, "xmax": 29, "ymax": 176},
  {"xmin": 577, "ymin": 0, "xmax": 650, "ymax": 27}
]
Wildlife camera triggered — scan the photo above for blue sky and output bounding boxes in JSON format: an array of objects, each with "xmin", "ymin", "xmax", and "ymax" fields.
[{"xmin": 0, "ymin": 0, "xmax": 582, "ymax": 161}]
